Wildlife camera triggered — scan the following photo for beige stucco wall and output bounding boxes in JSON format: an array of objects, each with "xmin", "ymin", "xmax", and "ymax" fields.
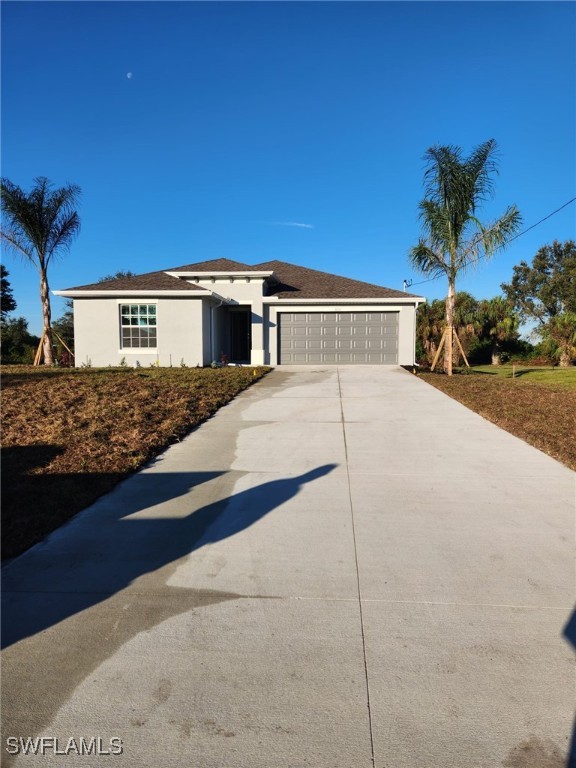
[
  {"xmin": 73, "ymin": 297, "xmax": 206, "ymax": 367},
  {"xmin": 265, "ymin": 302, "xmax": 419, "ymax": 366}
]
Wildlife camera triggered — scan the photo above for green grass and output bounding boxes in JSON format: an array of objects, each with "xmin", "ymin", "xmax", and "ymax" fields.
[{"xmin": 463, "ymin": 365, "xmax": 576, "ymax": 388}]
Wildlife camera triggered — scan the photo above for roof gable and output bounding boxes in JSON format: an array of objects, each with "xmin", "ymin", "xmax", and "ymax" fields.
[{"xmin": 165, "ymin": 258, "xmax": 259, "ymax": 272}]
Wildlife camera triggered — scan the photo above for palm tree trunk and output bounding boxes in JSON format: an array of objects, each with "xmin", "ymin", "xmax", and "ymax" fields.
[
  {"xmin": 39, "ymin": 268, "xmax": 54, "ymax": 365},
  {"xmin": 445, "ymin": 280, "xmax": 455, "ymax": 375}
]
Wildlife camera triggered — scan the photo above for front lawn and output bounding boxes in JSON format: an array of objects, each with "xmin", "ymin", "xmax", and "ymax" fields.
[
  {"xmin": 1, "ymin": 366, "xmax": 269, "ymax": 561},
  {"xmin": 468, "ymin": 364, "xmax": 576, "ymax": 387},
  {"xmin": 418, "ymin": 367, "xmax": 576, "ymax": 472}
]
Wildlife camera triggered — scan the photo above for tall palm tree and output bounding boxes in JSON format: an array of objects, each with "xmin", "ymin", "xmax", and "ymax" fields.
[
  {"xmin": 1, "ymin": 177, "xmax": 81, "ymax": 364},
  {"xmin": 409, "ymin": 139, "xmax": 521, "ymax": 375}
]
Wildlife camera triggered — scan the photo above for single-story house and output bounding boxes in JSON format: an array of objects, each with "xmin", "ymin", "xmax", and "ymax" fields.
[{"xmin": 54, "ymin": 258, "xmax": 425, "ymax": 367}]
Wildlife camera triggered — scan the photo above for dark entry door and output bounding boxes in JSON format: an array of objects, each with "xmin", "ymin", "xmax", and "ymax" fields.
[{"xmin": 230, "ymin": 307, "xmax": 251, "ymax": 362}]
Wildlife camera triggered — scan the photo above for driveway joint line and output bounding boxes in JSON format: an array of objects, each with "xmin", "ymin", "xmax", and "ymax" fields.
[
  {"xmin": 337, "ymin": 367, "xmax": 376, "ymax": 768},
  {"xmin": 287, "ymin": 597, "xmax": 572, "ymax": 610}
]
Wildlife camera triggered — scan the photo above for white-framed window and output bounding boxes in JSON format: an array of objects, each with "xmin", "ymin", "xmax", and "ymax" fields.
[{"xmin": 120, "ymin": 304, "xmax": 157, "ymax": 348}]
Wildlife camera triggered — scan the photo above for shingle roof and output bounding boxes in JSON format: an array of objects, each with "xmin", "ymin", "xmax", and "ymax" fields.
[
  {"xmin": 166, "ymin": 258, "xmax": 261, "ymax": 272},
  {"xmin": 62, "ymin": 258, "xmax": 420, "ymax": 299},
  {"xmin": 63, "ymin": 270, "xmax": 209, "ymax": 292},
  {"xmin": 255, "ymin": 260, "xmax": 419, "ymax": 299}
]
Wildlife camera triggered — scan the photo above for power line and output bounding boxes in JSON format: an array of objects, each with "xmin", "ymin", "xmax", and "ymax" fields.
[{"xmin": 405, "ymin": 196, "xmax": 576, "ymax": 289}]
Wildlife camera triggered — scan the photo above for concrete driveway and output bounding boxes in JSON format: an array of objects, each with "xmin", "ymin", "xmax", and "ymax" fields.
[{"xmin": 2, "ymin": 366, "xmax": 574, "ymax": 767}]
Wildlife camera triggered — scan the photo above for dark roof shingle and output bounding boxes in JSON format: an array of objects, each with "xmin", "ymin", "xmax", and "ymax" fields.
[
  {"xmin": 64, "ymin": 270, "xmax": 208, "ymax": 292},
  {"xmin": 165, "ymin": 258, "xmax": 262, "ymax": 272},
  {"xmin": 63, "ymin": 258, "xmax": 420, "ymax": 299},
  {"xmin": 255, "ymin": 260, "xmax": 418, "ymax": 299}
]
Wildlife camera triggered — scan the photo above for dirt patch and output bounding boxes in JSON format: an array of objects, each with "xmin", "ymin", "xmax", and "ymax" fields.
[
  {"xmin": 502, "ymin": 736, "xmax": 564, "ymax": 767},
  {"xmin": 418, "ymin": 371, "xmax": 576, "ymax": 472},
  {"xmin": 1, "ymin": 366, "xmax": 269, "ymax": 560}
]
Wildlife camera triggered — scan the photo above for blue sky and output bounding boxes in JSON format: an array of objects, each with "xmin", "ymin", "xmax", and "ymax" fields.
[{"xmin": 2, "ymin": 1, "xmax": 575, "ymax": 335}]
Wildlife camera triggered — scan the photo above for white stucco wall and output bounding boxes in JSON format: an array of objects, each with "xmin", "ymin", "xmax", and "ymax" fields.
[
  {"xmin": 265, "ymin": 302, "xmax": 420, "ymax": 366},
  {"xmin": 398, "ymin": 305, "xmax": 419, "ymax": 366},
  {"xmin": 73, "ymin": 297, "xmax": 206, "ymax": 367},
  {"xmin": 192, "ymin": 278, "xmax": 266, "ymax": 364}
]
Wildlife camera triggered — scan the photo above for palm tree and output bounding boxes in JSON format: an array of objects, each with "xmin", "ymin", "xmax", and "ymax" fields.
[
  {"xmin": 452, "ymin": 292, "xmax": 482, "ymax": 365},
  {"xmin": 479, "ymin": 296, "xmax": 519, "ymax": 365},
  {"xmin": 417, "ymin": 292, "xmax": 480, "ymax": 367},
  {"xmin": 546, "ymin": 313, "xmax": 576, "ymax": 367},
  {"xmin": 416, "ymin": 300, "xmax": 445, "ymax": 365},
  {"xmin": 1, "ymin": 177, "xmax": 81, "ymax": 364},
  {"xmin": 409, "ymin": 139, "xmax": 521, "ymax": 375}
]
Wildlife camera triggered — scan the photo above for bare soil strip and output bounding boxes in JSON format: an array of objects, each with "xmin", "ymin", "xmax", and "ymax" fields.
[
  {"xmin": 1, "ymin": 366, "xmax": 268, "ymax": 560},
  {"xmin": 418, "ymin": 371, "xmax": 576, "ymax": 473}
]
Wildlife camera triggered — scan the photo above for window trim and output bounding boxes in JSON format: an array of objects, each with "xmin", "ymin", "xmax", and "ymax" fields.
[{"xmin": 118, "ymin": 301, "xmax": 159, "ymax": 351}]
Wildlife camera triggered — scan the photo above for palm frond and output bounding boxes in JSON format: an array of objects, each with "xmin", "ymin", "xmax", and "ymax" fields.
[
  {"xmin": 423, "ymin": 144, "xmax": 463, "ymax": 206},
  {"xmin": 1, "ymin": 177, "xmax": 81, "ymax": 268},
  {"xmin": 0, "ymin": 227, "xmax": 34, "ymax": 261},
  {"xmin": 409, "ymin": 240, "xmax": 449, "ymax": 279},
  {"xmin": 465, "ymin": 138, "xmax": 498, "ymax": 207},
  {"xmin": 46, "ymin": 210, "xmax": 81, "ymax": 265},
  {"xmin": 475, "ymin": 205, "xmax": 523, "ymax": 259},
  {"xmin": 418, "ymin": 199, "xmax": 453, "ymax": 251}
]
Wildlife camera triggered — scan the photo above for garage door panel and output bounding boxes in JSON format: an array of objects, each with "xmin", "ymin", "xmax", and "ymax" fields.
[{"xmin": 279, "ymin": 312, "xmax": 398, "ymax": 364}]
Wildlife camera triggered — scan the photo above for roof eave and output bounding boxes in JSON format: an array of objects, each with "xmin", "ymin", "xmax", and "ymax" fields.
[
  {"xmin": 165, "ymin": 270, "xmax": 276, "ymax": 280},
  {"xmin": 262, "ymin": 296, "xmax": 425, "ymax": 304},
  {"xmin": 53, "ymin": 290, "xmax": 209, "ymax": 298}
]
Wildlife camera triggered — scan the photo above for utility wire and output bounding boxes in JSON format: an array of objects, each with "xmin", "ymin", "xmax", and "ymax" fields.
[{"xmin": 405, "ymin": 196, "xmax": 576, "ymax": 289}]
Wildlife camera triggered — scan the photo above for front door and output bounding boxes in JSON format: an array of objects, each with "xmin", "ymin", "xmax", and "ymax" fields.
[{"xmin": 229, "ymin": 307, "xmax": 251, "ymax": 362}]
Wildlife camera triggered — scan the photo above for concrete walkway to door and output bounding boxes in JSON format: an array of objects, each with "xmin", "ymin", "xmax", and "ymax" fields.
[{"xmin": 2, "ymin": 366, "xmax": 574, "ymax": 768}]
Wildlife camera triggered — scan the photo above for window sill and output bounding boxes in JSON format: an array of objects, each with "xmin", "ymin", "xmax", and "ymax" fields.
[{"xmin": 118, "ymin": 349, "xmax": 158, "ymax": 354}]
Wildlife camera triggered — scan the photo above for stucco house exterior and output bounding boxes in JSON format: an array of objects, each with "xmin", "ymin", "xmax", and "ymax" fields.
[{"xmin": 54, "ymin": 258, "xmax": 424, "ymax": 367}]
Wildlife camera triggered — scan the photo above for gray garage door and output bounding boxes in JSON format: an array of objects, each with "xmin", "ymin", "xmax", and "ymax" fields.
[{"xmin": 279, "ymin": 312, "xmax": 399, "ymax": 364}]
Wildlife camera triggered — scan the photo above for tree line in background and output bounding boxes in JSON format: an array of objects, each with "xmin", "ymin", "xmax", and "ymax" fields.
[{"xmin": 416, "ymin": 240, "xmax": 576, "ymax": 368}]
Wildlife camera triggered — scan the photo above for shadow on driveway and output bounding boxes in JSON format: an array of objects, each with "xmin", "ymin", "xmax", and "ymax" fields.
[
  {"xmin": 2, "ymin": 462, "xmax": 338, "ymax": 649},
  {"xmin": 1, "ymin": 460, "xmax": 337, "ymax": 760}
]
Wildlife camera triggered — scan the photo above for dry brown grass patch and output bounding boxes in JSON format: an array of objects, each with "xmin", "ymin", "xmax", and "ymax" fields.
[
  {"xmin": 418, "ymin": 371, "xmax": 576, "ymax": 472},
  {"xmin": 1, "ymin": 366, "xmax": 269, "ymax": 560}
]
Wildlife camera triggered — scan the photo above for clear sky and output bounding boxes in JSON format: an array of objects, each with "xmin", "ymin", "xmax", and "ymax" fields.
[{"xmin": 2, "ymin": 1, "xmax": 575, "ymax": 335}]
